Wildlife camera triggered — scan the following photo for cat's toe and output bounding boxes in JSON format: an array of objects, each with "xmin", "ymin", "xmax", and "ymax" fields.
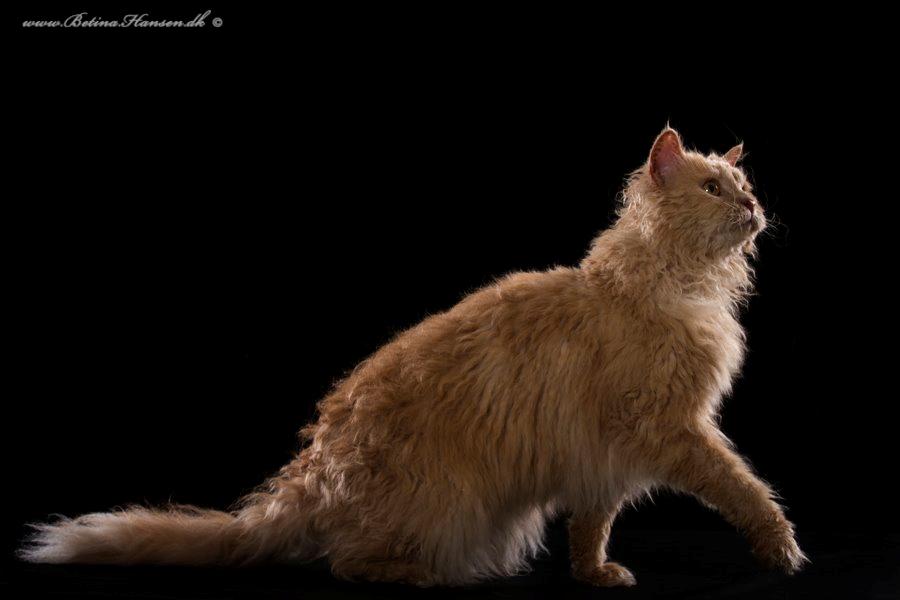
[
  {"xmin": 755, "ymin": 533, "xmax": 809, "ymax": 574},
  {"xmin": 573, "ymin": 561, "xmax": 637, "ymax": 587},
  {"xmin": 776, "ymin": 540, "xmax": 810, "ymax": 574}
]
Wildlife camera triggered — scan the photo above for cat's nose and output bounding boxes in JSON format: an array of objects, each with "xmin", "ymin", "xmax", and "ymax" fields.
[{"xmin": 738, "ymin": 197, "xmax": 756, "ymax": 213}]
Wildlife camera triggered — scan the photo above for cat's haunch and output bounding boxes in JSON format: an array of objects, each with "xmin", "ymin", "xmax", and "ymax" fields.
[{"xmin": 19, "ymin": 127, "xmax": 806, "ymax": 587}]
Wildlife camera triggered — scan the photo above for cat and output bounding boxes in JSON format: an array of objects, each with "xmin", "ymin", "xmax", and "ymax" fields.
[{"xmin": 19, "ymin": 127, "xmax": 807, "ymax": 587}]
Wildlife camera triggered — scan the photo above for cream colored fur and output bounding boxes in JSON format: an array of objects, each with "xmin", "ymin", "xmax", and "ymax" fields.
[{"xmin": 20, "ymin": 128, "xmax": 807, "ymax": 587}]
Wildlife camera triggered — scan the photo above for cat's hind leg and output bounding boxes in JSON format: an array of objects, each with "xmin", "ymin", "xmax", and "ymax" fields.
[{"xmin": 568, "ymin": 498, "xmax": 635, "ymax": 587}]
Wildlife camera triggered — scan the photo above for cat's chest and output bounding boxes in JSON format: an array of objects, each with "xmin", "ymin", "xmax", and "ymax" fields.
[
  {"xmin": 662, "ymin": 307, "xmax": 745, "ymax": 397},
  {"xmin": 623, "ymin": 304, "xmax": 746, "ymax": 404}
]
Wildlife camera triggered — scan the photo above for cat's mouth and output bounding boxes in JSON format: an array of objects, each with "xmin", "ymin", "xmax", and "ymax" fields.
[
  {"xmin": 746, "ymin": 211, "xmax": 764, "ymax": 234},
  {"xmin": 744, "ymin": 211, "xmax": 756, "ymax": 227},
  {"xmin": 733, "ymin": 210, "xmax": 763, "ymax": 235}
]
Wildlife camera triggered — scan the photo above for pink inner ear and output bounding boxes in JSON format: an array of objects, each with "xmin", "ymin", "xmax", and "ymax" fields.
[
  {"xmin": 650, "ymin": 130, "xmax": 683, "ymax": 186},
  {"xmin": 724, "ymin": 143, "xmax": 743, "ymax": 166}
]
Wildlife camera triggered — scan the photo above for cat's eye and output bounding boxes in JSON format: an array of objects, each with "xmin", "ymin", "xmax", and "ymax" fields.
[{"xmin": 702, "ymin": 179, "xmax": 721, "ymax": 196}]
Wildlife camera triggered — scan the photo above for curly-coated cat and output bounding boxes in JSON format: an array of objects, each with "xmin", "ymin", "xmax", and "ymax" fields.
[{"xmin": 20, "ymin": 127, "xmax": 807, "ymax": 587}]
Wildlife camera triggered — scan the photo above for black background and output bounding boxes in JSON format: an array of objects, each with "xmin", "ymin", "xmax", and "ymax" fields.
[{"xmin": 3, "ymin": 5, "xmax": 898, "ymax": 599}]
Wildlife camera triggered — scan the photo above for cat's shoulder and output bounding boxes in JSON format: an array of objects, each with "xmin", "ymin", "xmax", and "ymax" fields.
[
  {"xmin": 451, "ymin": 266, "xmax": 590, "ymax": 317},
  {"xmin": 485, "ymin": 267, "xmax": 596, "ymax": 309},
  {"xmin": 493, "ymin": 266, "xmax": 585, "ymax": 293}
]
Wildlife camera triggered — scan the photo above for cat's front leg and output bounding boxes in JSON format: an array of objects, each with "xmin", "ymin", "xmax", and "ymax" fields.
[
  {"xmin": 655, "ymin": 429, "xmax": 808, "ymax": 573},
  {"xmin": 568, "ymin": 499, "xmax": 636, "ymax": 587}
]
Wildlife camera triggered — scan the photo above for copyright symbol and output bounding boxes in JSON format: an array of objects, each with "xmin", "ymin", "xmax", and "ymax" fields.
[{"xmin": 212, "ymin": 17, "xmax": 222, "ymax": 27}]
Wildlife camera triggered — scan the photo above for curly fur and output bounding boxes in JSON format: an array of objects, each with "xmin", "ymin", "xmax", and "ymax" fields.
[{"xmin": 19, "ymin": 127, "xmax": 807, "ymax": 586}]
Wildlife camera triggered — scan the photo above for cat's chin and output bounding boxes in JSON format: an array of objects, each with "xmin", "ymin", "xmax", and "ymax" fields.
[
  {"xmin": 733, "ymin": 213, "xmax": 764, "ymax": 241},
  {"xmin": 719, "ymin": 221, "xmax": 761, "ymax": 254},
  {"xmin": 748, "ymin": 213, "xmax": 765, "ymax": 233}
]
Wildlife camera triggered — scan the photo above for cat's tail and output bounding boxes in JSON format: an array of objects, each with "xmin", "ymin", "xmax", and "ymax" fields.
[{"xmin": 17, "ymin": 489, "xmax": 319, "ymax": 567}]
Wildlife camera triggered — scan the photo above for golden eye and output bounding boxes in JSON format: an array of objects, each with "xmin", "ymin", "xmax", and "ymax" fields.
[{"xmin": 702, "ymin": 179, "xmax": 721, "ymax": 196}]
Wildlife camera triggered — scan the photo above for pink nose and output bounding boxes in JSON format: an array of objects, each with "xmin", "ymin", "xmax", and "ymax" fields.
[{"xmin": 738, "ymin": 197, "xmax": 755, "ymax": 213}]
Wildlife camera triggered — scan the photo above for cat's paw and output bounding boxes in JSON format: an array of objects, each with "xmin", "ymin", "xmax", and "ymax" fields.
[
  {"xmin": 754, "ymin": 528, "xmax": 809, "ymax": 574},
  {"xmin": 573, "ymin": 562, "xmax": 637, "ymax": 587}
]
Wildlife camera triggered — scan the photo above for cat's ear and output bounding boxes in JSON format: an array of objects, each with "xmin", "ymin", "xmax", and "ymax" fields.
[
  {"xmin": 649, "ymin": 128, "xmax": 684, "ymax": 186},
  {"xmin": 724, "ymin": 143, "xmax": 744, "ymax": 166}
]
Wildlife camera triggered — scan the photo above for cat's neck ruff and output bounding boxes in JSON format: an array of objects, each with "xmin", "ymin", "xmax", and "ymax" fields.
[{"xmin": 581, "ymin": 223, "xmax": 754, "ymax": 313}]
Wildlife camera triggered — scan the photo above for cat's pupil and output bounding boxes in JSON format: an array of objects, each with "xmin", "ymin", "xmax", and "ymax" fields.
[{"xmin": 703, "ymin": 179, "xmax": 721, "ymax": 196}]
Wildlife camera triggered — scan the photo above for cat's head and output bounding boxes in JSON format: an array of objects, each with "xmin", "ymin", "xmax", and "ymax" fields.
[{"xmin": 628, "ymin": 127, "xmax": 765, "ymax": 257}]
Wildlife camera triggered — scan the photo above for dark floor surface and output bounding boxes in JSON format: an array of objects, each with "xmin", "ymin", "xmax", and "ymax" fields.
[{"xmin": 2, "ymin": 526, "xmax": 897, "ymax": 600}]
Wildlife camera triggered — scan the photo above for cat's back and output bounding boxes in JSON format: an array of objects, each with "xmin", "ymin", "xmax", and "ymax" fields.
[
  {"xmin": 449, "ymin": 265, "xmax": 597, "ymax": 340},
  {"xmin": 302, "ymin": 265, "xmax": 600, "ymax": 478},
  {"xmin": 320, "ymin": 266, "xmax": 600, "ymax": 418}
]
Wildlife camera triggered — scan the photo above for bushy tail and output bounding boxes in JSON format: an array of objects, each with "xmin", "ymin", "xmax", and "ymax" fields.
[{"xmin": 18, "ymin": 494, "xmax": 318, "ymax": 567}]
